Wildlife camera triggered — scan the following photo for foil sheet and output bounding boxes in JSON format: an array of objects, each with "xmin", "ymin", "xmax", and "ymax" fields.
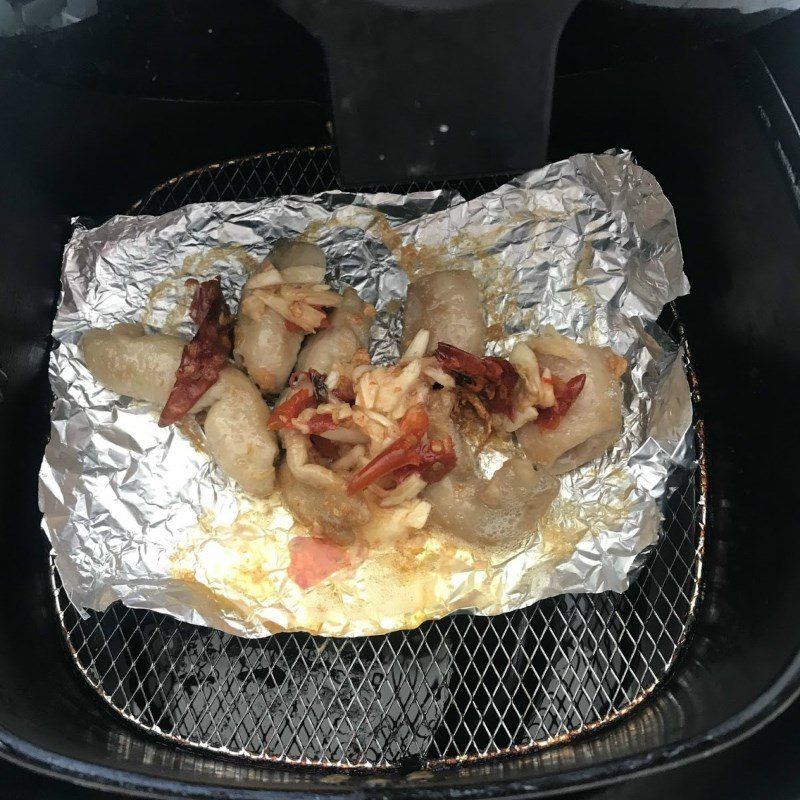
[{"xmin": 40, "ymin": 151, "xmax": 692, "ymax": 637}]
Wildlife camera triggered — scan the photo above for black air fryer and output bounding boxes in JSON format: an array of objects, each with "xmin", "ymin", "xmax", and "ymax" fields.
[{"xmin": 2, "ymin": 1, "xmax": 800, "ymax": 797}]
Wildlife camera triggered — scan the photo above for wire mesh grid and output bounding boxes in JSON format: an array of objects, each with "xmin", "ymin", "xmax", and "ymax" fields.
[{"xmin": 52, "ymin": 146, "xmax": 705, "ymax": 770}]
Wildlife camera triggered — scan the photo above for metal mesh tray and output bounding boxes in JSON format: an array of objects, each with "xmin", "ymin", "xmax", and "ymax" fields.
[{"xmin": 51, "ymin": 146, "xmax": 706, "ymax": 770}]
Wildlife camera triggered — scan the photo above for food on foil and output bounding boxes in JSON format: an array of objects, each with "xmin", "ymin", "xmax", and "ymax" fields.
[
  {"xmin": 403, "ymin": 269, "xmax": 486, "ymax": 356},
  {"xmin": 81, "ymin": 319, "xmax": 278, "ymax": 497},
  {"xmin": 42, "ymin": 152, "xmax": 693, "ymax": 637},
  {"xmin": 233, "ymin": 240, "xmax": 339, "ymax": 393},
  {"xmin": 516, "ymin": 331, "xmax": 628, "ymax": 474},
  {"xmin": 295, "ymin": 287, "xmax": 373, "ymax": 374},
  {"xmin": 80, "ymin": 248, "xmax": 629, "ymax": 590},
  {"xmin": 159, "ymin": 277, "xmax": 234, "ymax": 426},
  {"xmin": 269, "ymin": 345, "xmax": 453, "ymax": 556},
  {"xmin": 426, "ymin": 458, "xmax": 560, "ymax": 546}
]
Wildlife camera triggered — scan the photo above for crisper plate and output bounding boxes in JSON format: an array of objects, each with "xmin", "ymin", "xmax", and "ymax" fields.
[{"xmin": 51, "ymin": 146, "xmax": 706, "ymax": 770}]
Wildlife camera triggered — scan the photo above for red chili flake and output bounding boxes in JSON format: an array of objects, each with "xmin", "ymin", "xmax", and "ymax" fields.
[{"xmin": 536, "ymin": 373, "xmax": 586, "ymax": 430}]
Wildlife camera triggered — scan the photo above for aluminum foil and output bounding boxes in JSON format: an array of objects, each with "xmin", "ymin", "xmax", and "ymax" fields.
[{"xmin": 40, "ymin": 151, "xmax": 692, "ymax": 637}]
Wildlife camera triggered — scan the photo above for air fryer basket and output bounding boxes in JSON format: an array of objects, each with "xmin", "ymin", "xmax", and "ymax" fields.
[
  {"xmin": 3, "ymin": 30, "xmax": 800, "ymax": 800},
  {"xmin": 50, "ymin": 145, "xmax": 705, "ymax": 770}
]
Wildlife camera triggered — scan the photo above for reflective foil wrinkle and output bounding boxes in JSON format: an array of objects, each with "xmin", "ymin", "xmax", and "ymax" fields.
[{"xmin": 40, "ymin": 151, "xmax": 692, "ymax": 637}]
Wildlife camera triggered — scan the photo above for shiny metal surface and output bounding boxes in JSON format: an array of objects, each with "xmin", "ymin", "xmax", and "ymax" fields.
[
  {"xmin": 41, "ymin": 147, "xmax": 691, "ymax": 637},
  {"xmin": 52, "ymin": 424, "xmax": 703, "ymax": 767},
  {"xmin": 49, "ymin": 146, "xmax": 705, "ymax": 769}
]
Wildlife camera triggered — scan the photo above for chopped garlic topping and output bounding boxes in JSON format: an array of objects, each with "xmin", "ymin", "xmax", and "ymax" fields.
[
  {"xmin": 539, "ymin": 367, "xmax": 555, "ymax": 408},
  {"xmin": 331, "ymin": 444, "xmax": 367, "ymax": 472},
  {"xmin": 400, "ymin": 329, "xmax": 430, "ymax": 363},
  {"xmin": 361, "ymin": 408, "xmax": 395, "ymax": 428},
  {"xmin": 423, "ymin": 365, "xmax": 455, "ymax": 388},
  {"xmin": 378, "ymin": 474, "xmax": 427, "ymax": 507},
  {"xmin": 243, "ymin": 282, "xmax": 342, "ymax": 333},
  {"xmin": 403, "ymin": 499, "xmax": 432, "ymax": 529},
  {"xmin": 351, "ymin": 364, "xmax": 372, "ymax": 382},
  {"xmin": 355, "ymin": 359, "xmax": 430, "ymax": 424},
  {"xmin": 351, "ymin": 408, "xmax": 400, "ymax": 456},
  {"xmin": 319, "ymin": 427, "xmax": 369, "ymax": 444}
]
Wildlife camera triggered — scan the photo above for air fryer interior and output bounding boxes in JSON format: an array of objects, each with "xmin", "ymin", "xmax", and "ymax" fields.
[
  {"xmin": 2, "ymin": 20, "xmax": 800, "ymax": 800},
  {"xmin": 49, "ymin": 147, "xmax": 704, "ymax": 770}
]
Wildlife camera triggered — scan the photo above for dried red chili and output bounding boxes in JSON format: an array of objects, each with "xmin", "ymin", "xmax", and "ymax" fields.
[
  {"xmin": 536, "ymin": 373, "xmax": 586, "ymax": 430},
  {"xmin": 267, "ymin": 389, "xmax": 316, "ymax": 430},
  {"xmin": 433, "ymin": 342, "xmax": 519, "ymax": 419},
  {"xmin": 159, "ymin": 278, "xmax": 234, "ymax": 427},
  {"xmin": 392, "ymin": 435, "xmax": 457, "ymax": 485},
  {"xmin": 482, "ymin": 356, "xmax": 518, "ymax": 417},
  {"xmin": 433, "ymin": 343, "xmax": 497, "ymax": 392},
  {"xmin": 346, "ymin": 405, "xmax": 430, "ymax": 495}
]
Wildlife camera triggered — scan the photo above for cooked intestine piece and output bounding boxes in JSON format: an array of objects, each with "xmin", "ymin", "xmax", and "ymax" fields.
[
  {"xmin": 234, "ymin": 304, "xmax": 301, "ymax": 394},
  {"xmin": 81, "ymin": 324, "xmax": 277, "ymax": 496},
  {"xmin": 516, "ymin": 331, "xmax": 627, "ymax": 475},
  {"xmin": 202, "ymin": 368, "xmax": 277, "ymax": 497},
  {"xmin": 404, "ymin": 270, "xmax": 486, "ymax": 357},
  {"xmin": 82, "ymin": 324, "xmax": 188, "ymax": 406},
  {"xmin": 275, "ymin": 358, "xmax": 449, "ymax": 542},
  {"xmin": 281, "ymin": 428, "xmax": 346, "ymax": 491},
  {"xmin": 278, "ymin": 460, "xmax": 370, "ymax": 547},
  {"xmin": 424, "ymin": 457, "xmax": 559, "ymax": 546},
  {"xmin": 268, "ymin": 238, "xmax": 326, "ymax": 272},
  {"xmin": 234, "ymin": 240, "xmax": 332, "ymax": 394},
  {"xmin": 295, "ymin": 287, "xmax": 373, "ymax": 374}
]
